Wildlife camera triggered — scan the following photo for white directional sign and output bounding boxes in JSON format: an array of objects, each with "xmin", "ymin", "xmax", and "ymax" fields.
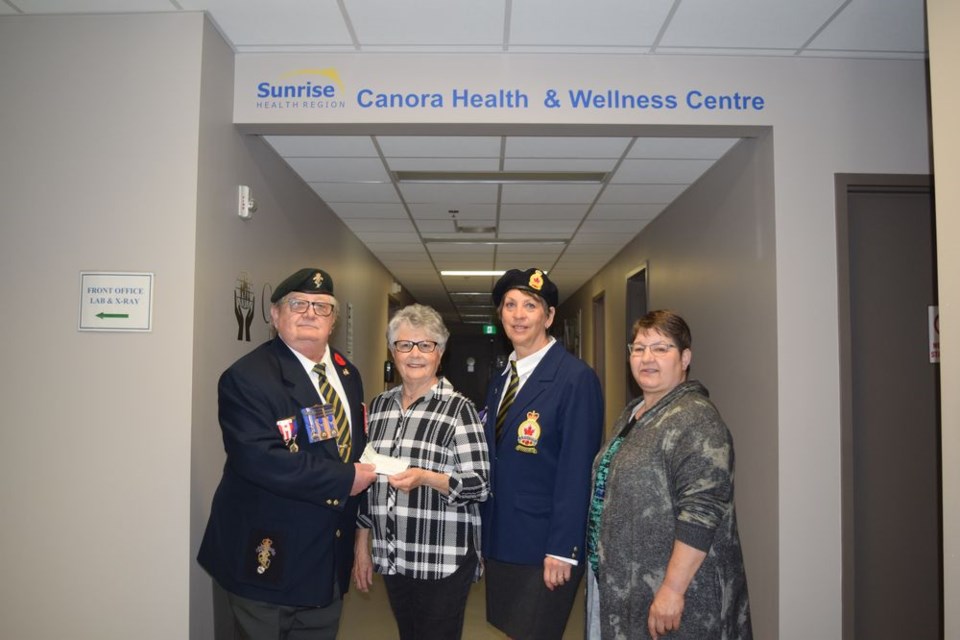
[{"xmin": 78, "ymin": 272, "xmax": 154, "ymax": 332}]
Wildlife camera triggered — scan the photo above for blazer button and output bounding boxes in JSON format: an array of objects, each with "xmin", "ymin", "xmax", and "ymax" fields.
[
  {"xmin": 326, "ymin": 499, "xmax": 333, "ymax": 505},
  {"xmin": 333, "ymin": 499, "xmax": 340, "ymax": 505},
  {"xmin": 335, "ymin": 529, "xmax": 342, "ymax": 538}
]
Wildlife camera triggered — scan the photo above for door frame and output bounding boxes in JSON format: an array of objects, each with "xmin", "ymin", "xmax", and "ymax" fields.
[{"xmin": 835, "ymin": 173, "xmax": 936, "ymax": 640}]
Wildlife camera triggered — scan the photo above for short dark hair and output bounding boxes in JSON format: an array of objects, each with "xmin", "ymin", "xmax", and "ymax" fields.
[{"xmin": 631, "ymin": 310, "xmax": 692, "ymax": 352}]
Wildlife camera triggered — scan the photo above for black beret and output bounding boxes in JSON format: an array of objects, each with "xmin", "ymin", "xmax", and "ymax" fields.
[
  {"xmin": 270, "ymin": 268, "xmax": 334, "ymax": 303},
  {"xmin": 492, "ymin": 268, "xmax": 558, "ymax": 309}
]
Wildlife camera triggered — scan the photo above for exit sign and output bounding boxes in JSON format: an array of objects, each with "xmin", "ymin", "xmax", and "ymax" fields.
[{"xmin": 482, "ymin": 324, "xmax": 497, "ymax": 335}]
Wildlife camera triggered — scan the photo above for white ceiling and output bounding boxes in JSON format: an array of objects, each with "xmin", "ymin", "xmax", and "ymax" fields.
[{"xmin": 2, "ymin": 0, "xmax": 928, "ymax": 321}]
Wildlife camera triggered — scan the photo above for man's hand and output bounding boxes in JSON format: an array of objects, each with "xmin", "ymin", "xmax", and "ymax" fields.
[
  {"xmin": 350, "ymin": 463, "xmax": 376, "ymax": 496},
  {"xmin": 353, "ymin": 528, "xmax": 373, "ymax": 592}
]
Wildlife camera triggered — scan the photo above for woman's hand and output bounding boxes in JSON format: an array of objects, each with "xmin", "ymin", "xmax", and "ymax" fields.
[
  {"xmin": 542, "ymin": 556, "xmax": 573, "ymax": 591},
  {"xmin": 388, "ymin": 467, "xmax": 450, "ymax": 495},
  {"xmin": 647, "ymin": 584, "xmax": 684, "ymax": 639},
  {"xmin": 646, "ymin": 540, "xmax": 707, "ymax": 639},
  {"xmin": 353, "ymin": 529, "xmax": 373, "ymax": 592}
]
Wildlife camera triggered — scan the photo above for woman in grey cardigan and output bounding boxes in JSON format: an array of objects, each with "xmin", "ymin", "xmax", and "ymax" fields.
[{"xmin": 586, "ymin": 310, "xmax": 751, "ymax": 639}]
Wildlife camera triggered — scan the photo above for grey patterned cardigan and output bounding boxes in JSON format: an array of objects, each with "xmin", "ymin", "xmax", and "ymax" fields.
[{"xmin": 591, "ymin": 380, "xmax": 752, "ymax": 639}]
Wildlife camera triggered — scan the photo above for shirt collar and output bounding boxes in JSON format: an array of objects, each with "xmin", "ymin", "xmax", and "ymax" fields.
[{"xmin": 506, "ymin": 337, "xmax": 556, "ymax": 379}]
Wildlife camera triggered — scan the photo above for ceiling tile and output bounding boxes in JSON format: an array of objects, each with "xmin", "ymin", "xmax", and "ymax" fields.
[
  {"xmin": 287, "ymin": 157, "xmax": 389, "ymax": 182},
  {"xmin": 499, "ymin": 203, "xmax": 589, "ymax": 220},
  {"xmin": 341, "ymin": 218, "xmax": 417, "ymax": 232},
  {"xmin": 310, "ymin": 182, "xmax": 400, "ymax": 203},
  {"xmin": 501, "ymin": 184, "xmax": 600, "ymax": 204},
  {"xmin": 400, "ymin": 183, "xmax": 499, "ymax": 203},
  {"xmin": 600, "ymin": 184, "xmax": 687, "ymax": 204},
  {"xmin": 509, "ymin": 0, "xmax": 674, "ymax": 47},
  {"xmin": 408, "ymin": 203, "xmax": 497, "ymax": 220},
  {"xmin": 505, "ymin": 136, "xmax": 631, "ymax": 158},
  {"xmin": 182, "ymin": 0, "xmax": 353, "ymax": 47},
  {"xmin": 611, "ymin": 158, "xmax": 714, "ymax": 184},
  {"xmin": 15, "ymin": 0, "xmax": 171, "ymax": 11},
  {"xmin": 265, "ymin": 135, "xmax": 378, "ymax": 157},
  {"xmin": 344, "ymin": 0, "xmax": 504, "ymax": 46},
  {"xmin": 660, "ymin": 0, "xmax": 843, "ymax": 50},
  {"xmin": 378, "ymin": 136, "xmax": 501, "ymax": 157},
  {"xmin": 387, "ymin": 157, "xmax": 500, "ymax": 172},
  {"xmin": 806, "ymin": 1, "xmax": 926, "ymax": 54},
  {"xmin": 590, "ymin": 203, "xmax": 665, "ymax": 219},
  {"xmin": 628, "ymin": 137, "xmax": 740, "ymax": 160},
  {"xmin": 329, "ymin": 203, "xmax": 408, "ymax": 218},
  {"xmin": 503, "ymin": 158, "xmax": 618, "ymax": 172}
]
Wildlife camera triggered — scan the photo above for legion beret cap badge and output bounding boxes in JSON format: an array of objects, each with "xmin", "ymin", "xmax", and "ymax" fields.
[
  {"xmin": 492, "ymin": 267, "xmax": 559, "ymax": 308},
  {"xmin": 271, "ymin": 268, "xmax": 335, "ymax": 302}
]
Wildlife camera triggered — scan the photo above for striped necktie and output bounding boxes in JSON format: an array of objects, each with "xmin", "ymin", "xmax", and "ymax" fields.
[
  {"xmin": 495, "ymin": 360, "xmax": 520, "ymax": 441},
  {"xmin": 313, "ymin": 363, "xmax": 351, "ymax": 462}
]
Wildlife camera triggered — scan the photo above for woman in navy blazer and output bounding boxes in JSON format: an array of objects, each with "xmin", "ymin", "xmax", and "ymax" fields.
[{"xmin": 482, "ymin": 268, "xmax": 604, "ymax": 640}]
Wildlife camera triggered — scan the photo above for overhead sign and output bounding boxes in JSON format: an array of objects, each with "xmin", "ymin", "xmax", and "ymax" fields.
[
  {"xmin": 234, "ymin": 55, "xmax": 771, "ymax": 126},
  {"xmin": 78, "ymin": 272, "xmax": 154, "ymax": 332}
]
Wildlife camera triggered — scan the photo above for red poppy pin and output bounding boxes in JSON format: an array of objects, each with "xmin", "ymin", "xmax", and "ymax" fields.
[{"xmin": 334, "ymin": 353, "xmax": 346, "ymax": 366}]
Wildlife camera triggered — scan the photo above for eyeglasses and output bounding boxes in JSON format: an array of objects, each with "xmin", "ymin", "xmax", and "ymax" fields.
[
  {"xmin": 286, "ymin": 298, "xmax": 335, "ymax": 317},
  {"xmin": 393, "ymin": 340, "xmax": 440, "ymax": 354},
  {"xmin": 627, "ymin": 342, "xmax": 677, "ymax": 357}
]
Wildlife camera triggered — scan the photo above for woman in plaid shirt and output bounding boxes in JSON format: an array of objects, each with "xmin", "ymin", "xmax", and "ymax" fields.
[{"xmin": 354, "ymin": 304, "xmax": 490, "ymax": 640}]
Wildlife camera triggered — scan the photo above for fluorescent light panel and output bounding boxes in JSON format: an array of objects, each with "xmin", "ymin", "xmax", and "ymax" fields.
[
  {"xmin": 394, "ymin": 170, "xmax": 607, "ymax": 184},
  {"xmin": 441, "ymin": 270, "xmax": 505, "ymax": 277},
  {"xmin": 426, "ymin": 239, "xmax": 568, "ymax": 246}
]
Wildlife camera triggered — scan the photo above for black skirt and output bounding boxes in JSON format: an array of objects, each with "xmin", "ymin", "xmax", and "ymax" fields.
[{"xmin": 485, "ymin": 559, "xmax": 585, "ymax": 640}]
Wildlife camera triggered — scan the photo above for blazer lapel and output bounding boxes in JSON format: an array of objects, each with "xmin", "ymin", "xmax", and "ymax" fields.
[{"xmin": 501, "ymin": 342, "xmax": 563, "ymax": 439}]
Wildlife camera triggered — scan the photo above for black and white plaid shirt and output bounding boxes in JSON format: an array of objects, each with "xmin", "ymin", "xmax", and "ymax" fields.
[{"xmin": 357, "ymin": 377, "xmax": 489, "ymax": 580}]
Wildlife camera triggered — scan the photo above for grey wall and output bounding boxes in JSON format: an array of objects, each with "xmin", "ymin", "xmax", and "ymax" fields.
[{"xmin": 559, "ymin": 132, "xmax": 777, "ymax": 639}]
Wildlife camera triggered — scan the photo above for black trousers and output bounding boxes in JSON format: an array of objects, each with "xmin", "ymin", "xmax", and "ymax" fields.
[{"xmin": 381, "ymin": 554, "xmax": 478, "ymax": 640}]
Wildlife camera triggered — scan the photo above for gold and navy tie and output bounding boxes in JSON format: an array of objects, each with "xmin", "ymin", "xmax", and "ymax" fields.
[
  {"xmin": 313, "ymin": 363, "xmax": 351, "ymax": 462},
  {"xmin": 495, "ymin": 361, "xmax": 520, "ymax": 441}
]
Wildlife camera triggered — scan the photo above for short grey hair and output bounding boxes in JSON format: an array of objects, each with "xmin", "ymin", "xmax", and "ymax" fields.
[{"xmin": 387, "ymin": 304, "xmax": 449, "ymax": 350}]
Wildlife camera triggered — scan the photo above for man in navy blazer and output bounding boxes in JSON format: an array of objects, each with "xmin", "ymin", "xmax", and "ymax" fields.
[
  {"xmin": 198, "ymin": 268, "xmax": 376, "ymax": 640},
  {"xmin": 482, "ymin": 268, "xmax": 604, "ymax": 640}
]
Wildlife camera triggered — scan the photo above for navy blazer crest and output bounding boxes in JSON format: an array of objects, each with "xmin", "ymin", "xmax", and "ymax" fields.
[
  {"xmin": 198, "ymin": 337, "xmax": 366, "ymax": 607},
  {"xmin": 481, "ymin": 342, "xmax": 603, "ymax": 565}
]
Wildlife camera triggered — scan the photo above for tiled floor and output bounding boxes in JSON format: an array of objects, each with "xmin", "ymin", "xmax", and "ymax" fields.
[{"xmin": 340, "ymin": 573, "xmax": 586, "ymax": 639}]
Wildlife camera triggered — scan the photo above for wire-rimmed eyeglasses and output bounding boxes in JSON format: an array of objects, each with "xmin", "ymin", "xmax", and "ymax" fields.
[
  {"xmin": 627, "ymin": 342, "xmax": 677, "ymax": 357},
  {"xmin": 286, "ymin": 298, "xmax": 335, "ymax": 317},
  {"xmin": 393, "ymin": 340, "xmax": 440, "ymax": 353}
]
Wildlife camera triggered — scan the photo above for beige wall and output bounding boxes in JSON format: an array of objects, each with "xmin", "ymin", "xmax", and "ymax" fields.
[
  {"xmin": 927, "ymin": 1, "xmax": 960, "ymax": 637},
  {"xmin": 0, "ymin": 13, "xmax": 398, "ymax": 639},
  {"xmin": 0, "ymin": 13, "xmax": 204, "ymax": 639},
  {"xmin": 559, "ymin": 132, "xmax": 777, "ymax": 638}
]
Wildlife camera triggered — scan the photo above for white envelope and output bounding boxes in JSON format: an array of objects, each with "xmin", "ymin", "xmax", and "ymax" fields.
[{"xmin": 360, "ymin": 443, "xmax": 410, "ymax": 476}]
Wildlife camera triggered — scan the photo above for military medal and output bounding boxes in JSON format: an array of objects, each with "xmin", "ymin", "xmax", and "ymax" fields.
[
  {"xmin": 276, "ymin": 417, "xmax": 299, "ymax": 452},
  {"xmin": 302, "ymin": 403, "xmax": 337, "ymax": 443}
]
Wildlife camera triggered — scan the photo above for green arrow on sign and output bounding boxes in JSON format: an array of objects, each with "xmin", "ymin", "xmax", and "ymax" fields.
[{"xmin": 96, "ymin": 312, "xmax": 129, "ymax": 319}]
